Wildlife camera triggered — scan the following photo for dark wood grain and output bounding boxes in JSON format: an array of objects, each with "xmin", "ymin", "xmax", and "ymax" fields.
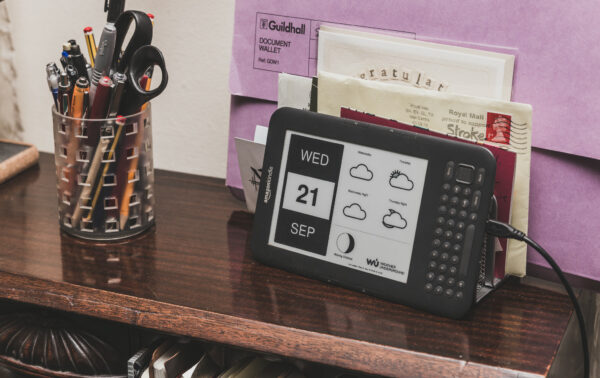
[{"xmin": 0, "ymin": 153, "xmax": 574, "ymax": 377}]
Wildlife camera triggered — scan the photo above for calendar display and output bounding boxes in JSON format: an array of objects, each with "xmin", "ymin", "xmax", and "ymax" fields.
[{"xmin": 269, "ymin": 131, "xmax": 428, "ymax": 283}]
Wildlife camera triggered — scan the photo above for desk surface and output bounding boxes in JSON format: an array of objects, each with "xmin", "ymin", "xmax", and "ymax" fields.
[{"xmin": 0, "ymin": 153, "xmax": 573, "ymax": 377}]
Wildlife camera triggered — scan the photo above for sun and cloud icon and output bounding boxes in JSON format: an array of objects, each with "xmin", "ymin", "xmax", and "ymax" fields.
[
  {"xmin": 389, "ymin": 170, "xmax": 414, "ymax": 190},
  {"xmin": 382, "ymin": 209, "xmax": 407, "ymax": 229},
  {"xmin": 343, "ymin": 203, "xmax": 367, "ymax": 220},
  {"xmin": 349, "ymin": 164, "xmax": 373, "ymax": 181}
]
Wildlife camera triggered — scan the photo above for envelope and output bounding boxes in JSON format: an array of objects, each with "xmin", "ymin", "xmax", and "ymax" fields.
[
  {"xmin": 317, "ymin": 72, "xmax": 532, "ymax": 276},
  {"xmin": 317, "ymin": 25, "xmax": 515, "ymax": 100},
  {"xmin": 227, "ymin": 0, "xmax": 600, "ymax": 281}
]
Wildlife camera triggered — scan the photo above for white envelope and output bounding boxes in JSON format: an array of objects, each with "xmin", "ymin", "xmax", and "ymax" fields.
[{"xmin": 317, "ymin": 25, "xmax": 515, "ymax": 101}]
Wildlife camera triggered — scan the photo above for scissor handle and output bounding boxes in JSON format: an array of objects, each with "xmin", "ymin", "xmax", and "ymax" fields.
[
  {"xmin": 121, "ymin": 45, "xmax": 169, "ymax": 115},
  {"xmin": 113, "ymin": 10, "xmax": 153, "ymax": 73}
]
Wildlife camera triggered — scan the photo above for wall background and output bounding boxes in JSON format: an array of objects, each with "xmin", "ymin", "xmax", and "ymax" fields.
[
  {"xmin": 5, "ymin": 0, "xmax": 235, "ymax": 178},
  {"xmin": 0, "ymin": 2, "xmax": 21, "ymax": 140}
]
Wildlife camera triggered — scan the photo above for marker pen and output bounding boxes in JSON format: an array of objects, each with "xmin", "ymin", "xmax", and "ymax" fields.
[{"xmin": 89, "ymin": 23, "xmax": 117, "ymax": 102}]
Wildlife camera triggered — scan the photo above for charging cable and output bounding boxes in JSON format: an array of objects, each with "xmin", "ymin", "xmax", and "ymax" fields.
[{"xmin": 485, "ymin": 220, "xmax": 589, "ymax": 378}]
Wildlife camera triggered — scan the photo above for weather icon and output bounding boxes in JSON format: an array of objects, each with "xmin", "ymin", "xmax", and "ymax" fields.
[
  {"xmin": 389, "ymin": 170, "xmax": 414, "ymax": 190},
  {"xmin": 382, "ymin": 209, "xmax": 407, "ymax": 229},
  {"xmin": 343, "ymin": 203, "xmax": 367, "ymax": 220},
  {"xmin": 350, "ymin": 164, "xmax": 373, "ymax": 181}
]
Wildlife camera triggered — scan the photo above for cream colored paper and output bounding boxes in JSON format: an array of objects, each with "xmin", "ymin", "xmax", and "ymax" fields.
[
  {"xmin": 318, "ymin": 72, "xmax": 531, "ymax": 276},
  {"xmin": 278, "ymin": 73, "xmax": 313, "ymax": 110},
  {"xmin": 317, "ymin": 25, "xmax": 515, "ymax": 101}
]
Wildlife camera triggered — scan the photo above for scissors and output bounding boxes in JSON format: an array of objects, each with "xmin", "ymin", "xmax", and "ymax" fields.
[{"xmin": 112, "ymin": 10, "xmax": 168, "ymax": 115}]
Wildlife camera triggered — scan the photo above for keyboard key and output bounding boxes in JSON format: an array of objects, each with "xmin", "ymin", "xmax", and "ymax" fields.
[
  {"xmin": 475, "ymin": 168, "xmax": 485, "ymax": 186},
  {"xmin": 444, "ymin": 162, "xmax": 455, "ymax": 180}
]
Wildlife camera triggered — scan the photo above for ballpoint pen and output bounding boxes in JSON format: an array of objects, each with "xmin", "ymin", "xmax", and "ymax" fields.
[
  {"xmin": 69, "ymin": 77, "xmax": 89, "ymax": 121},
  {"xmin": 57, "ymin": 72, "xmax": 71, "ymax": 115},
  {"xmin": 66, "ymin": 65, "xmax": 79, "ymax": 90},
  {"xmin": 46, "ymin": 63, "xmax": 60, "ymax": 109},
  {"xmin": 63, "ymin": 77, "xmax": 89, "ymax": 200}
]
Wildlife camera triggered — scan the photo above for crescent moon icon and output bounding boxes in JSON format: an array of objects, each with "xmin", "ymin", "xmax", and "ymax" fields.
[{"xmin": 336, "ymin": 233, "xmax": 355, "ymax": 254}]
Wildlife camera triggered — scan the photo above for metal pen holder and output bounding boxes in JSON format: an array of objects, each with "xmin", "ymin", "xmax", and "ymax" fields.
[{"xmin": 52, "ymin": 104, "xmax": 155, "ymax": 241}]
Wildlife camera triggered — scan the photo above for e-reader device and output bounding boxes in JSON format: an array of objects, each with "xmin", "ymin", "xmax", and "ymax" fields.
[{"xmin": 252, "ymin": 108, "xmax": 496, "ymax": 318}]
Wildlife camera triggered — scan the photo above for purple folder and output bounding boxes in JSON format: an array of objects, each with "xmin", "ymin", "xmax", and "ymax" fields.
[{"xmin": 227, "ymin": 0, "xmax": 600, "ymax": 281}]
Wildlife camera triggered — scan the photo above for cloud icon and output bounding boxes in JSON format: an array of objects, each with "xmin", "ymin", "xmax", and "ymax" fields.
[
  {"xmin": 343, "ymin": 203, "xmax": 367, "ymax": 220},
  {"xmin": 389, "ymin": 170, "xmax": 414, "ymax": 190},
  {"xmin": 350, "ymin": 164, "xmax": 373, "ymax": 181},
  {"xmin": 382, "ymin": 209, "xmax": 407, "ymax": 229}
]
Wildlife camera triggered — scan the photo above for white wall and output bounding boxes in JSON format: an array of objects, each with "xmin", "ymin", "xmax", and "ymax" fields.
[{"xmin": 6, "ymin": 0, "xmax": 234, "ymax": 178}]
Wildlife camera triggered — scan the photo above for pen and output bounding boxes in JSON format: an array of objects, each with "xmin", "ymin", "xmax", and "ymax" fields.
[
  {"xmin": 63, "ymin": 77, "xmax": 89, "ymax": 200},
  {"xmin": 104, "ymin": 0, "xmax": 126, "ymax": 23},
  {"xmin": 88, "ymin": 76, "xmax": 113, "ymax": 143},
  {"xmin": 84, "ymin": 27, "xmax": 97, "ymax": 67},
  {"xmin": 46, "ymin": 63, "xmax": 60, "ymax": 109},
  {"xmin": 90, "ymin": 76, "xmax": 113, "ymax": 119},
  {"xmin": 69, "ymin": 44, "xmax": 89, "ymax": 80},
  {"xmin": 89, "ymin": 23, "xmax": 117, "ymax": 102},
  {"xmin": 57, "ymin": 72, "xmax": 71, "ymax": 115},
  {"xmin": 89, "ymin": 0, "xmax": 124, "ymax": 102},
  {"xmin": 66, "ymin": 65, "xmax": 79, "ymax": 90},
  {"xmin": 107, "ymin": 72, "xmax": 127, "ymax": 118},
  {"xmin": 69, "ymin": 77, "xmax": 89, "ymax": 119},
  {"xmin": 60, "ymin": 42, "xmax": 71, "ymax": 68}
]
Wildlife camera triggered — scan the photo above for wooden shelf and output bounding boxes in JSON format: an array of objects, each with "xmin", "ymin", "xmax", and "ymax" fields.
[{"xmin": 0, "ymin": 153, "xmax": 575, "ymax": 377}]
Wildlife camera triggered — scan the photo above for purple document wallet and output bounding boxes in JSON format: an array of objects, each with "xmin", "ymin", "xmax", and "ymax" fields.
[{"xmin": 227, "ymin": 0, "xmax": 600, "ymax": 281}]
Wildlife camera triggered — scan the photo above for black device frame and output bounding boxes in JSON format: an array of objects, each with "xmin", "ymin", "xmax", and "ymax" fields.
[{"xmin": 252, "ymin": 108, "xmax": 496, "ymax": 318}]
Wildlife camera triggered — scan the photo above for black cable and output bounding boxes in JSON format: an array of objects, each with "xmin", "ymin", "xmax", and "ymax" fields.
[{"xmin": 485, "ymin": 219, "xmax": 589, "ymax": 378}]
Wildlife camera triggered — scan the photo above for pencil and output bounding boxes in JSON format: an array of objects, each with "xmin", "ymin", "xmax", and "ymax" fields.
[
  {"xmin": 119, "ymin": 76, "xmax": 150, "ymax": 229},
  {"xmin": 72, "ymin": 138, "xmax": 110, "ymax": 227},
  {"xmin": 84, "ymin": 116, "xmax": 126, "ymax": 223}
]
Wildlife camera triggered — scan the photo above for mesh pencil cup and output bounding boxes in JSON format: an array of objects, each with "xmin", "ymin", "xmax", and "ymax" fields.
[{"xmin": 52, "ymin": 104, "xmax": 155, "ymax": 240}]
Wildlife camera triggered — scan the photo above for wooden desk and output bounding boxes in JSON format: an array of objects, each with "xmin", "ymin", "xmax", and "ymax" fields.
[{"xmin": 0, "ymin": 153, "xmax": 579, "ymax": 377}]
